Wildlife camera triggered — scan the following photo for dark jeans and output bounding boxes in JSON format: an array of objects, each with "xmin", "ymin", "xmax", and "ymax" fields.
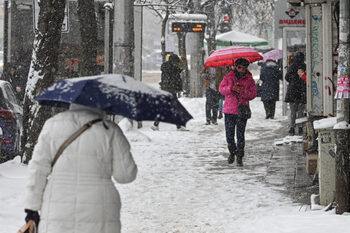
[
  {"xmin": 224, "ymin": 114, "xmax": 247, "ymax": 153},
  {"xmin": 205, "ymin": 88, "xmax": 219, "ymax": 123},
  {"xmin": 263, "ymin": 101, "xmax": 276, "ymax": 119},
  {"xmin": 289, "ymin": 102, "xmax": 305, "ymax": 128},
  {"xmin": 154, "ymin": 92, "xmax": 181, "ymax": 129}
]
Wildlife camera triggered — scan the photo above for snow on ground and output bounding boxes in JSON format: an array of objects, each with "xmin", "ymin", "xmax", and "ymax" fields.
[{"xmin": 1, "ymin": 91, "xmax": 350, "ymax": 232}]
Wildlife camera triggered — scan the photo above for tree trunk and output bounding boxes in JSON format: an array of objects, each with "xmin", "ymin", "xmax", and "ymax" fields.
[
  {"xmin": 161, "ymin": 8, "xmax": 169, "ymax": 62},
  {"xmin": 177, "ymin": 31, "xmax": 190, "ymax": 96},
  {"xmin": 204, "ymin": 1, "xmax": 217, "ymax": 53},
  {"xmin": 21, "ymin": 0, "xmax": 66, "ymax": 163},
  {"xmin": 77, "ymin": 0, "xmax": 98, "ymax": 76}
]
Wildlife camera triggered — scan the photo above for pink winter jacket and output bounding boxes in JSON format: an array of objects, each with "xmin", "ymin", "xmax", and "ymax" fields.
[{"xmin": 219, "ymin": 70, "xmax": 257, "ymax": 115}]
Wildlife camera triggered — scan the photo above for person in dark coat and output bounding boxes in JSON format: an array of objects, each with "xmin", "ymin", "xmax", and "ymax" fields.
[
  {"xmin": 200, "ymin": 52, "xmax": 227, "ymax": 125},
  {"xmin": 259, "ymin": 59, "xmax": 282, "ymax": 119},
  {"xmin": 151, "ymin": 54, "xmax": 187, "ymax": 131},
  {"xmin": 284, "ymin": 52, "xmax": 306, "ymax": 135},
  {"xmin": 158, "ymin": 54, "xmax": 183, "ymax": 94},
  {"xmin": 3, "ymin": 64, "xmax": 26, "ymax": 103}
]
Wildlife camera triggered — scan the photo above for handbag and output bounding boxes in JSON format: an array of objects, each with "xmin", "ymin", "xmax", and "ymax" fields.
[
  {"xmin": 17, "ymin": 119, "xmax": 102, "ymax": 233},
  {"xmin": 235, "ymin": 93, "xmax": 251, "ymax": 119},
  {"xmin": 238, "ymin": 104, "xmax": 251, "ymax": 119},
  {"xmin": 17, "ymin": 220, "xmax": 37, "ymax": 233}
]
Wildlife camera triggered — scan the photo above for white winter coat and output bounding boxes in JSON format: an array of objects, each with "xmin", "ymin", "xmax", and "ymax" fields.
[{"xmin": 25, "ymin": 105, "xmax": 137, "ymax": 233}]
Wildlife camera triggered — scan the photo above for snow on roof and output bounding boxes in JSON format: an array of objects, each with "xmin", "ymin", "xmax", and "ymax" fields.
[
  {"xmin": 169, "ymin": 14, "xmax": 207, "ymax": 22},
  {"xmin": 216, "ymin": 30, "xmax": 268, "ymax": 47}
]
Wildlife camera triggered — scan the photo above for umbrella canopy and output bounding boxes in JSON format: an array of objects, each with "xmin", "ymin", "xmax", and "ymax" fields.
[
  {"xmin": 204, "ymin": 46, "xmax": 263, "ymax": 68},
  {"xmin": 35, "ymin": 74, "xmax": 193, "ymax": 126},
  {"xmin": 262, "ymin": 49, "xmax": 283, "ymax": 62},
  {"xmin": 215, "ymin": 30, "xmax": 269, "ymax": 48}
]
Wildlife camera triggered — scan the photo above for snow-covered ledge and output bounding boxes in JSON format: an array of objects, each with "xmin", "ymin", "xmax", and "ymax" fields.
[
  {"xmin": 334, "ymin": 121, "xmax": 350, "ymax": 129},
  {"xmin": 313, "ymin": 117, "xmax": 337, "ymax": 130},
  {"xmin": 313, "ymin": 117, "xmax": 350, "ymax": 130}
]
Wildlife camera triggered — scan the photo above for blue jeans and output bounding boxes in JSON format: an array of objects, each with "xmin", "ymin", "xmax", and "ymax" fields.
[
  {"xmin": 219, "ymin": 98, "xmax": 223, "ymax": 112},
  {"xmin": 224, "ymin": 114, "xmax": 247, "ymax": 153}
]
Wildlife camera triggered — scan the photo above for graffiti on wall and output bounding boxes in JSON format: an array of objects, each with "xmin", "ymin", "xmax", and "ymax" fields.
[{"xmin": 310, "ymin": 7, "xmax": 323, "ymax": 115}]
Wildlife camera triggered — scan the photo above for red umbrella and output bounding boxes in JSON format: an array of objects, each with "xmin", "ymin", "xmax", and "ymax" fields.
[{"xmin": 204, "ymin": 46, "xmax": 263, "ymax": 68}]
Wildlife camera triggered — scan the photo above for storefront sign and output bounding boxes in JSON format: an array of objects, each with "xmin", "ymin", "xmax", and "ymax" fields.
[{"xmin": 279, "ymin": 19, "xmax": 306, "ymax": 25}]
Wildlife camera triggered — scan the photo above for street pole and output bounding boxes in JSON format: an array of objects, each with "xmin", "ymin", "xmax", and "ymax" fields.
[
  {"xmin": 3, "ymin": 0, "xmax": 8, "ymax": 67},
  {"xmin": 113, "ymin": 0, "xmax": 134, "ymax": 77},
  {"xmin": 134, "ymin": 4, "xmax": 143, "ymax": 82},
  {"xmin": 104, "ymin": 2, "xmax": 112, "ymax": 74},
  {"xmin": 188, "ymin": 0, "xmax": 204, "ymax": 97},
  {"xmin": 334, "ymin": 0, "xmax": 350, "ymax": 215},
  {"xmin": 134, "ymin": 3, "xmax": 143, "ymax": 128}
]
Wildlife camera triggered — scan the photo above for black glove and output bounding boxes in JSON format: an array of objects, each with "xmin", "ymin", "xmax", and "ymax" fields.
[{"xmin": 24, "ymin": 209, "xmax": 40, "ymax": 226}]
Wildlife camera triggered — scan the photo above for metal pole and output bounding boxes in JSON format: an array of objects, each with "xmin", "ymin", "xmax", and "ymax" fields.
[
  {"xmin": 336, "ymin": 0, "xmax": 350, "ymax": 123},
  {"xmin": 3, "ymin": 0, "xmax": 9, "ymax": 67},
  {"xmin": 134, "ymin": 2, "xmax": 143, "ymax": 129},
  {"xmin": 104, "ymin": 3, "xmax": 112, "ymax": 74},
  {"xmin": 134, "ymin": 4, "xmax": 142, "ymax": 82},
  {"xmin": 189, "ymin": 0, "xmax": 204, "ymax": 97},
  {"xmin": 113, "ymin": 0, "xmax": 134, "ymax": 77},
  {"xmin": 113, "ymin": 0, "xmax": 134, "ymax": 125},
  {"xmin": 334, "ymin": 0, "xmax": 350, "ymax": 215}
]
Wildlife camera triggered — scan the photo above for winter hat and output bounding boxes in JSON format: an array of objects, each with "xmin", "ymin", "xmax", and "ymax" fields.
[
  {"xmin": 169, "ymin": 54, "xmax": 180, "ymax": 63},
  {"xmin": 235, "ymin": 58, "xmax": 250, "ymax": 67}
]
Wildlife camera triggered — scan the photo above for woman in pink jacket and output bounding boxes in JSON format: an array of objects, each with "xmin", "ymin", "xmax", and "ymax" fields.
[{"xmin": 219, "ymin": 58, "xmax": 257, "ymax": 166}]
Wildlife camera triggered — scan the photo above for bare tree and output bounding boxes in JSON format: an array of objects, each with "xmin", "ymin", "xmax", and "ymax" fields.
[
  {"xmin": 22, "ymin": 0, "xmax": 66, "ymax": 163},
  {"xmin": 230, "ymin": 0, "xmax": 274, "ymax": 37},
  {"xmin": 78, "ymin": 0, "xmax": 98, "ymax": 76}
]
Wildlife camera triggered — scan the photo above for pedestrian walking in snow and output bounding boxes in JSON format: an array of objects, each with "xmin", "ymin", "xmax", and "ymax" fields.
[
  {"xmin": 284, "ymin": 52, "xmax": 306, "ymax": 136},
  {"xmin": 259, "ymin": 59, "xmax": 282, "ymax": 119},
  {"xmin": 219, "ymin": 58, "xmax": 257, "ymax": 166},
  {"xmin": 23, "ymin": 104, "xmax": 137, "ymax": 233},
  {"xmin": 200, "ymin": 51, "xmax": 227, "ymax": 125},
  {"xmin": 151, "ymin": 54, "xmax": 187, "ymax": 131}
]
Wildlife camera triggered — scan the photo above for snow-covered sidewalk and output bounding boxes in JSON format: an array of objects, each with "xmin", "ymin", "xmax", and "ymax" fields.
[{"xmin": 1, "ymin": 97, "xmax": 349, "ymax": 233}]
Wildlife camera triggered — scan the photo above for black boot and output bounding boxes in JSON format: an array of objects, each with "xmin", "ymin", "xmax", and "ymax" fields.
[
  {"xmin": 228, "ymin": 153, "xmax": 235, "ymax": 164},
  {"xmin": 218, "ymin": 112, "xmax": 223, "ymax": 119},
  {"xmin": 236, "ymin": 151, "xmax": 244, "ymax": 167},
  {"xmin": 228, "ymin": 145, "xmax": 237, "ymax": 164}
]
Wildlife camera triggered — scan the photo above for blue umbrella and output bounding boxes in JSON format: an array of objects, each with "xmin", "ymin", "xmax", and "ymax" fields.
[{"xmin": 35, "ymin": 74, "xmax": 193, "ymax": 126}]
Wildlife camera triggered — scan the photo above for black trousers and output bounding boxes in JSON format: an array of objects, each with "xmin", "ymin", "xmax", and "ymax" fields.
[
  {"xmin": 205, "ymin": 88, "xmax": 219, "ymax": 123},
  {"xmin": 263, "ymin": 101, "xmax": 276, "ymax": 119}
]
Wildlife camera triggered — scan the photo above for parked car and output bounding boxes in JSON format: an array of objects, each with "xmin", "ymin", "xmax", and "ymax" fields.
[{"xmin": 0, "ymin": 80, "xmax": 23, "ymax": 162}]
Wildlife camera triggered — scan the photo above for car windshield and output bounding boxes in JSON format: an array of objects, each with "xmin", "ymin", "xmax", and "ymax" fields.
[{"xmin": 0, "ymin": 88, "xmax": 8, "ymax": 109}]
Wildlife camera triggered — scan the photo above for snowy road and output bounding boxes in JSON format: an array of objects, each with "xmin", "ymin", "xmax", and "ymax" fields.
[{"xmin": 117, "ymin": 98, "xmax": 293, "ymax": 232}]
